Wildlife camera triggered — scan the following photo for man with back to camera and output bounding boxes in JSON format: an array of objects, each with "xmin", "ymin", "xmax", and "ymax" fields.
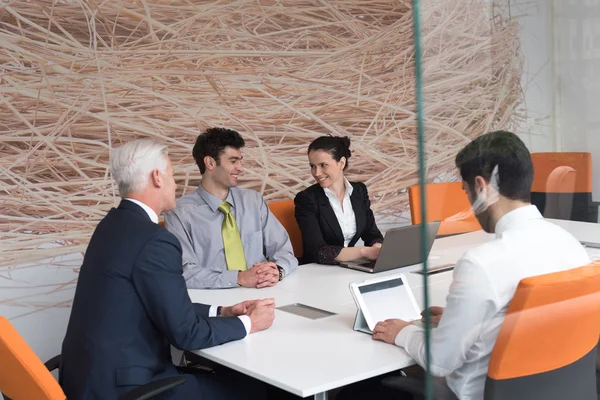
[
  {"xmin": 60, "ymin": 139, "xmax": 276, "ymax": 399},
  {"xmin": 165, "ymin": 127, "xmax": 298, "ymax": 289},
  {"xmin": 338, "ymin": 131, "xmax": 590, "ymax": 400}
]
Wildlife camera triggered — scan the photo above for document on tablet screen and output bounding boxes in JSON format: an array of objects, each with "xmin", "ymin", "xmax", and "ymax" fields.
[{"xmin": 359, "ymin": 278, "xmax": 421, "ymax": 324}]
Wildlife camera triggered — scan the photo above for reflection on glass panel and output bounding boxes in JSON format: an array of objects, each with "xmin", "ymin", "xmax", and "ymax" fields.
[{"xmin": 399, "ymin": 1, "xmax": 600, "ymax": 400}]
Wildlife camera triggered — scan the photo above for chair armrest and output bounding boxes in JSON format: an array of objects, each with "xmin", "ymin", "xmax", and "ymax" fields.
[
  {"xmin": 119, "ymin": 376, "xmax": 186, "ymax": 400},
  {"xmin": 593, "ymin": 201, "xmax": 600, "ymax": 223},
  {"xmin": 44, "ymin": 355, "xmax": 61, "ymax": 372}
]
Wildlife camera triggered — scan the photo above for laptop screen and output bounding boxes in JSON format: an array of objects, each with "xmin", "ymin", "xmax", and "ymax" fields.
[{"xmin": 372, "ymin": 221, "xmax": 441, "ymax": 272}]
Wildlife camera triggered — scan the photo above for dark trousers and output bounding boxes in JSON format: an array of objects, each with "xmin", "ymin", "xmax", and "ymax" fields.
[
  {"xmin": 182, "ymin": 352, "xmax": 312, "ymax": 399},
  {"xmin": 335, "ymin": 365, "xmax": 457, "ymax": 400},
  {"xmin": 168, "ymin": 365, "xmax": 268, "ymax": 399}
]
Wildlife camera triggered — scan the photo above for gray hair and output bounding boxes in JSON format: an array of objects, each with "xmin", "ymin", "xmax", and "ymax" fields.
[{"xmin": 110, "ymin": 139, "xmax": 169, "ymax": 197}]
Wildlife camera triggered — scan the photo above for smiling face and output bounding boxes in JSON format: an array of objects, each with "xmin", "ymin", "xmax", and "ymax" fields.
[
  {"xmin": 308, "ymin": 149, "xmax": 345, "ymax": 189},
  {"xmin": 212, "ymin": 146, "xmax": 244, "ymax": 189}
]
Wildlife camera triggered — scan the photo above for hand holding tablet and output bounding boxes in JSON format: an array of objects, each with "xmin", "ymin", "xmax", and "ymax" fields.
[
  {"xmin": 349, "ymin": 273, "xmax": 422, "ymax": 335},
  {"xmin": 372, "ymin": 319, "xmax": 417, "ymax": 344}
]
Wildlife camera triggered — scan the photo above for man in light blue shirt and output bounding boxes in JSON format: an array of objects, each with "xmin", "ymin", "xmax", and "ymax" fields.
[{"xmin": 165, "ymin": 127, "xmax": 298, "ymax": 289}]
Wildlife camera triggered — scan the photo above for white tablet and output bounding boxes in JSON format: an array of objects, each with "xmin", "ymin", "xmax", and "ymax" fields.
[{"xmin": 349, "ymin": 273, "xmax": 422, "ymax": 332}]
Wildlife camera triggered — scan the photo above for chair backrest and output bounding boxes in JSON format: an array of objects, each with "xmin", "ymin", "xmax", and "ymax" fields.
[
  {"xmin": 268, "ymin": 199, "xmax": 303, "ymax": 258},
  {"xmin": 530, "ymin": 152, "xmax": 595, "ymax": 222},
  {"xmin": 531, "ymin": 152, "xmax": 592, "ymax": 193},
  {"xmin": 158, "ymin": 219, "xmax": 165, "ymax": 227},
  {"xmin": 485, "ymin": 262, "xmax": 600, "ymax": 400},
  {"xmin": 0, "ymin": 317, "xmax": 65, "ymax": 400},
  {"xmin": 408, "ymin": 182, "xmax": 481, "ymax": 236}
]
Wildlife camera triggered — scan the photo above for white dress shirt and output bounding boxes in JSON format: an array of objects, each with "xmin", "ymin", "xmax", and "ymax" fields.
[
  {"xmin": 324, "ymin": 178, "xmax": 357, "ymax": 247},
  {"xmin": 123, "ymin": 198, "xmax": 251, "ymax": 335},
  {"xmin": 394, "ymin": 205, "xmax": 590, "ymax": 399}
]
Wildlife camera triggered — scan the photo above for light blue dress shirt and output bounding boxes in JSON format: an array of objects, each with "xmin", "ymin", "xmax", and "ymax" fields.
[{"xmin": 165, "ymin": 186, "xmax": 298, "ymax": 289}]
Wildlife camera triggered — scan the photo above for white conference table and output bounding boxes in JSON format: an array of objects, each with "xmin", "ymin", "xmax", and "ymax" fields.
[{"xmin": 187, "ymin": 219, "xmax": 600, "ymax": 399}]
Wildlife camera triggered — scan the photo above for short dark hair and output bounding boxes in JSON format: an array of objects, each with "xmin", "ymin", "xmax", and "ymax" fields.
[
  {"xmin": 307, "ymin": 136, "xmax": 352, "ymax": 171},
  {"xmin": 455, "ymin": 130, "xmax": 533, "ymax": 202},
  {"xmin": 193, "ymin": 127, "xmax": 245, "ymax": 174}
]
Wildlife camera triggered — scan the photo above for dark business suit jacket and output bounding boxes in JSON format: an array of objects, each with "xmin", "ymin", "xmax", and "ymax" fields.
[
  {"xmin": 60, "ymin": 200, "xmax": 246, "ymax": 399},
  {"xmin": 294, "ymin": 182, "xmax": 383, "ymax": 265}
]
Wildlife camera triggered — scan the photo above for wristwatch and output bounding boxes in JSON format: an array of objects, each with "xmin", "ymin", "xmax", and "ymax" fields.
[
  {"xmin": 277, "ymin": 266, "xmax": 285, "ymax": 281},
  {"xmin": 216, "ymin": 306, "xmax": 222, "ymax": 316}
]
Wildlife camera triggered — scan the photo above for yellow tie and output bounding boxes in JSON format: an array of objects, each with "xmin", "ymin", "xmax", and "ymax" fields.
[{"xmin": 218, "ymin": 201, "xmax": 247, "ymax": 271}]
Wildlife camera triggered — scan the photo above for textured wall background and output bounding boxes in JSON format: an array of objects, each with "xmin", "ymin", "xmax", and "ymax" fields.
[{"xmin": 0, "ymin": 0, "xmax": 523, "ymax": 318}]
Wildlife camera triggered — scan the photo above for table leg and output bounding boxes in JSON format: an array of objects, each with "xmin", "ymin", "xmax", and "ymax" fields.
[{"xmin": 314, "ymin": 392, "xmax": 327, "ymax": 400}]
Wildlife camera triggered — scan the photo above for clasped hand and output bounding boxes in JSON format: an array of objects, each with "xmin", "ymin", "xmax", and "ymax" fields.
[
  {"xmin": 221, "ymin": 298, "xmax": 276, "ymax": 333},
  {"xmin": 237, "ymin": 261, "xmax": 279, "ymax": 288}
]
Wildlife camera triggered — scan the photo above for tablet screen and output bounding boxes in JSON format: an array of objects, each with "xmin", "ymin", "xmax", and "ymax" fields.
[{"xmin": 358, "ymin": 277, "xmax": 421, "ymax": 327}]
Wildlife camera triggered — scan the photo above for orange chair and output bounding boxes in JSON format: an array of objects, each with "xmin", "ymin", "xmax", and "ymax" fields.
[
  {"xmin": 485, "ymin": 262, "xmax": 600, "ymax": 399},
  {"xmin": 268, "ymin": 199, "xmax": 303, "ymax": 259},
  {"xmin": 408, "ymin": 182, "xmax": 481, "ymax": 236},
  {"xmin": 531, "ymin": 152, "xmax": 598, "ymax": 222},
  {"xmin": 0, "ymin": 317, "xmax": 185, "ymax": 400},
  {"xmin": 159, "ymin": 219, "xmax": 165, "ymax": 227}
]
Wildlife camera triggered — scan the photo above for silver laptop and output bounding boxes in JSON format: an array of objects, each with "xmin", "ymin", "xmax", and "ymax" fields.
[{"xmin": 340, "ymin": 221, "xmax": 441, "ymax": 273}]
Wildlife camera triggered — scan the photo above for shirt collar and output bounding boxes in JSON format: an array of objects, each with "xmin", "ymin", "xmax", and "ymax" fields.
[
  {"xmin": 197, "ymin": 184, "xmax": 234, "ymax": 213},
  {"xmin": 324, "ymin": 177, "xmax": 353, "ymax": 199},
  {"xmin": 124, "ymin": 198, "xmax": 159, "ymax": 224},
  {"xmin": 494, "ymin": 204, "xmax": 543, "ymax": 237}
]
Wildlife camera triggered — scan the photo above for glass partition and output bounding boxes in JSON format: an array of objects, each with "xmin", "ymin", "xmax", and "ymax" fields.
[{"xmin": 414, "ymin": 1, "xmax": 596, "ymax": 399}]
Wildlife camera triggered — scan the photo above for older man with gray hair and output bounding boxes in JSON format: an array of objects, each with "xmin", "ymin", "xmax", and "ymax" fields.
[{"xmin": 60, "ymin": 139, "xmax": 275, "ymax": 400}]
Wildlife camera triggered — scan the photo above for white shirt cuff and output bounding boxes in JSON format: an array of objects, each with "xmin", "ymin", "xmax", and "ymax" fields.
[
  {"xmin": 209, "ymin": 306, "xmax": 250, "ymax": 336},
  {"xmin": 238, "ymin": 315, "xmax": 251, "ymax": 336},
  {"xmin": 394, "ymin": 324, "xmax": 423, "ymax": 348}
]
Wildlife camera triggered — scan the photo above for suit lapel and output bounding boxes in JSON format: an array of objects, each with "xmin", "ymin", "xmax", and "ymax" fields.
[
  {"xmin": 317, "ymin": 189, "xmax": 344, "ymax": 243},
  {"xmin": 349, "ymin": 184, "xmax": 365, "ymax": 246}
]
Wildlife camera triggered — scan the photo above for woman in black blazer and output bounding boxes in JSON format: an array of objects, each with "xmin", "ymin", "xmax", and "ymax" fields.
[{"xmin": 294, "ymin": 136, "xmax": 384, "ymax": 265}]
